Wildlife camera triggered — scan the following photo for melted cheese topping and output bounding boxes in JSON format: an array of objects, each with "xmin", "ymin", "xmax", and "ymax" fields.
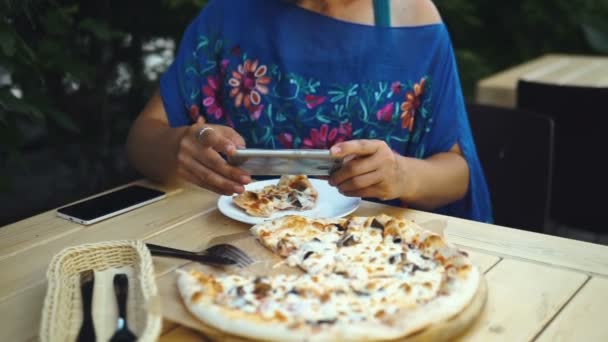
[
  {"xmin": 185, "ymin": 214, "xmax": 475, "ymax": 330},
  {"xmin": 191, "ymin": 269, "xmax": 443, "ymax": 326}
]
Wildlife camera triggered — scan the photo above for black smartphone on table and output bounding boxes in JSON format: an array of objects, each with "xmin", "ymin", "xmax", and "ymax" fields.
[{"xmin": 56, "ymin": 185, "xmax": 166, "ymax": 225}]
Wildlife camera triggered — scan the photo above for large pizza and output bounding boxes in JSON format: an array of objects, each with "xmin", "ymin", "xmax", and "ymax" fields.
[{"xmin": 176, "ymin": 214, "xmax": 486, "ymax": 341}]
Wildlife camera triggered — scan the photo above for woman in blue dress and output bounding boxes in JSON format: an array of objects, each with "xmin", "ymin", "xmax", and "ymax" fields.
[{"xmin": 126, "ymin": 0, "xmax": 492, "ymax": 223}]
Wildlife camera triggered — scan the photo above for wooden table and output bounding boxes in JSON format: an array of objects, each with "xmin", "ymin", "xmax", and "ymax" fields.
[
  {"xmin": 2, "ymin": 180, "xmax": 608, "ymax": 341},
  {"xmin": 475, "ymin": 53, "xmax": 608, "ymax": 108}
]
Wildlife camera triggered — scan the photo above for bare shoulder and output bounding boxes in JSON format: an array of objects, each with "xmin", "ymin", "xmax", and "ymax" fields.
[{"xmin": 391, "ymin": 0, "xmax": 442, "ymax": 27}]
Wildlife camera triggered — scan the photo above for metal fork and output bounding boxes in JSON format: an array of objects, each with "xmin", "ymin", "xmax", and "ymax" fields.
[{"xmin": 146, "ymin": 243, "xmax": 254, "ymax": 267}]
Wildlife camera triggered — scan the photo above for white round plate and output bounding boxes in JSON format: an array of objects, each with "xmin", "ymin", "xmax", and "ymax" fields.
[{"xmin": 217, "ymin": 178, "xmax": 361, "ymax": 225}]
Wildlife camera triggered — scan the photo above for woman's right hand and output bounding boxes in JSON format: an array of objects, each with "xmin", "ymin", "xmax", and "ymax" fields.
[{"xmin": 176, "ymin": 117, "xmax": 251, "ymax": 195}]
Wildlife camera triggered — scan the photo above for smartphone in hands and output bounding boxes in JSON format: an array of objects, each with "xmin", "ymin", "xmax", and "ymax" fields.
[{"xmin": 227, "ymin": 149, "xmax": 342, "ymax": 176}]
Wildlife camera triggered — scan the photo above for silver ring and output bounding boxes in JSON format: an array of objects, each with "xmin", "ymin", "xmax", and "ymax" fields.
[{"xmin": 196, "ymin": 127, "xmax": 214, "ymax": 143}]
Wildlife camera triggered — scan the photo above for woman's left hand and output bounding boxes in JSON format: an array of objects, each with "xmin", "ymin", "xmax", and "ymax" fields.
[{"xmin": 329, "ymin": 140, "xmax": 409, "ymax": 201}]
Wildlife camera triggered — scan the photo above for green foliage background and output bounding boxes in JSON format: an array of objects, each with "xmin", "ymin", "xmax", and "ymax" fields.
[
  {"xmin": 436, "ymin": 0, "xmax": 608, "ymax": 97},
  {"xmin": 0, "ymin": 0, "xmax": 606, "ymax": 224}
]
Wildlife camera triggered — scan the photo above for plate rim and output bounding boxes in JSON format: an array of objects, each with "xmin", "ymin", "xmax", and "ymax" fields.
[{"xmin": 217, "ymin": 178, "xmax": 361, "ymax": 225}]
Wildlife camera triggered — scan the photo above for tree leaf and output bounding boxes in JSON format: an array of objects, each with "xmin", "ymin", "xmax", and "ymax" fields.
[
  {"xmin": 0, "ymin": 89, "xmax": 44, "ymax": 121},
  {"xmin": 582, "ymin": 22, "xmax": 608, "ymax": 54},
  {"xmin": 45, "ymin": 109, "xmax": 80, "ymax": 133},
  {"xmin": 0, "ymin": 24, "xmax": 17, "ymax": 57},
  {"xmin": 80, "ymin": 18, "xmax": 125, "ymax": 41},
  {"xmin": 42, "ymin": 6, "xmax": 74, "ymax": 36}
]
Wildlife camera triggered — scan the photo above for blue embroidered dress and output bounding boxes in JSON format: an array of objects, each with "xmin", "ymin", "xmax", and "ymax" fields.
[{"xmin": 160, "ymin": 0, "xmax": 493, "ymax": 223}]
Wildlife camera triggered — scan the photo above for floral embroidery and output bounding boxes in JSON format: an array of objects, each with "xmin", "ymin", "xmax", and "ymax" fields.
[
  {"xmin": 305, "ymin": 94, "xmax": 326, "ymax": 109},
  {"xmin": 202, "ymin": 75, "xmax": 225, "ymax": 120},
  {"xmin": 278, "ymin": 132, "xmax": 294, "ymax": 149},
  {"xmin": 185, "ymin": 34, "xmax": 432, "ymax": 157},
  {"xmin": 376, "ymin": 102, "xmax": 394, "ymax": 122},
  {"xmin": 390, "ymin": 81, "xmax": 402, "ymax": 95},
  {"xmin": 201, "ymin": 59, "xmax": 231, "ymax": 125},
  {"xmin": 228, "ymin": 59, "xmax": 271, "ymax": 110},
  {"xmin": 249, "ymin": 104, "xmax": 264, "ymax": 121},
  {"xmin": 400, "ymin": 77, "xmax": 426, "ymax": 131},
  {"xmin": 302, "ymin": 124, "xmax": 347, "ymax": 149},
  {"xmin": 338, "ymin": 122, "xmax": 352, "ymax": 138}
]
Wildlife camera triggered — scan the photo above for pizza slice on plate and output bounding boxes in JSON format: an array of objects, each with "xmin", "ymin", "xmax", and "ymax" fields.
[{"xmin": 233, "ymin": 175, "xmax": 318, "ymax": 217}]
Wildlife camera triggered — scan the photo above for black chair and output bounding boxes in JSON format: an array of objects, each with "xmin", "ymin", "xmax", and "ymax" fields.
[
  {"xmin": 517, "ymin": 80, "xmax": 608, "ymax": 233},
  {"xmin": 467, "ymin": 103, "xmax": 555, "ymax": 232}
]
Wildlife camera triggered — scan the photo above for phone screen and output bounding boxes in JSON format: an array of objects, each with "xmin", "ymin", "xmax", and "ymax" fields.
[
  {"xmin": 56, "ymin": 185, "xmax": 166, "ymax": 223},
  {"xmin": 227, "ymin": 149, "xmax": 342, "ymax": 175}
]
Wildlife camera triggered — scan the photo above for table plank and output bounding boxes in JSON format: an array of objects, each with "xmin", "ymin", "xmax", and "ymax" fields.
[
  {"xmin": 160, "ymin": 326, "xmax": 209, "ymax": 342},
  {"xmin": 399, "ymin": 208, "xmax": 608, "ymax": 277},
  {"xmin": 475, "ymin": 55, "xmax": 562, "ymax": 108},
  {"xmin": 161, "ymin": 319, "xmax": 180, "ymax": 336},
  {"xmin": 464, "ymin": 250, "xmax": 500, "ymax": 274},
  {"xmin": 536, "ymin": 277, "xmax": 608, "ymax": 342},
  {"xmin": 0, "ymin": 280, "xmax": 47, "ymax": 342},
  {"xmin": 521, "ymin": 55, "xmax": 608, "ymax": 85},
  {"xmin": 0, "ymin": 211, "xmax": 80, "ymax": 261},
  {"xmin": 475, "ymin": 54, "xmax": 608, "ymax": 108},
  {"xmin": 0, "ymin": 180, "xmax": 183, "ymax": 261},
  {"xmin": 520, "ymin": 57, "xmax": 575, "ymax": 82},
  {"xmin": 570, "ymin": 66, "xmax": 608, "ymax": 87},
  {"xmin": 458, "ymin": 259, "xmax": 588, "ymax": 342},
  {"xmin": 0, "ymin": 185, "xmax": 216, "ymax": 302},
  {"xmin": 549, "ymin": 60, "xmax": 607, "ymax": 85}
]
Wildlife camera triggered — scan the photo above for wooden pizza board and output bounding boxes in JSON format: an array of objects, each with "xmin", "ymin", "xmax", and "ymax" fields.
[{"xmin": 157, "ymin": 220, "xmax": 488, "ymax": 341}]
